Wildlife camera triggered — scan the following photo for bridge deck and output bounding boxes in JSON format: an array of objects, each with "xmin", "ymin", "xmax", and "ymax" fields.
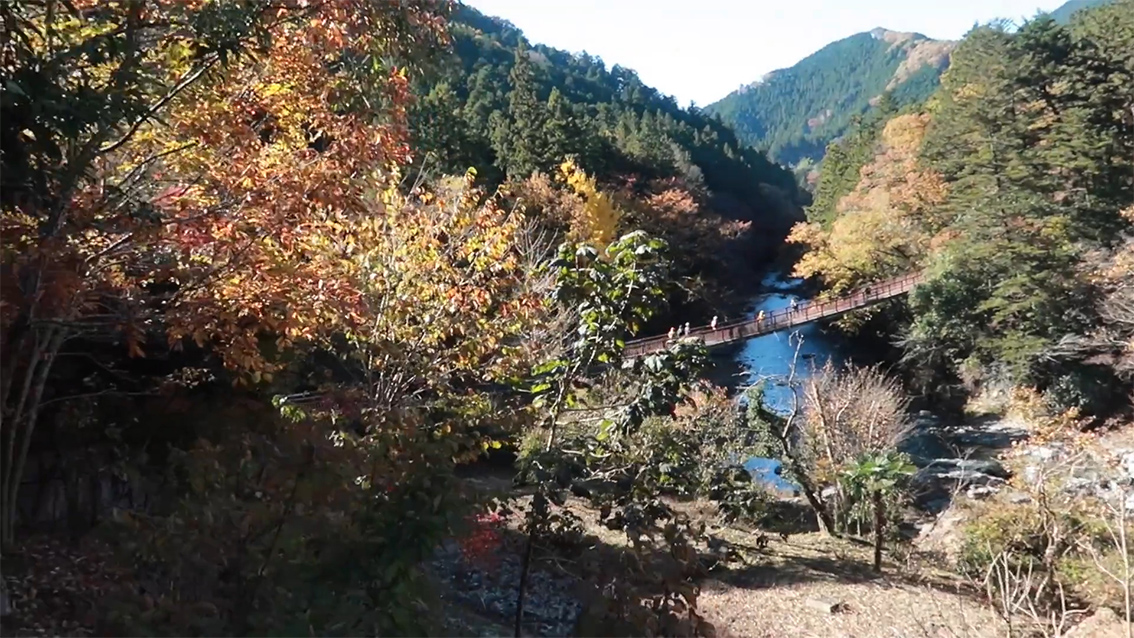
[{"xmin": 624, "ymin": 272, "xmax": 924, "ymax": 358}]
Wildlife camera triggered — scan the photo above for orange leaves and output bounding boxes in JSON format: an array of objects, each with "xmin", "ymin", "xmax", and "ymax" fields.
[
  {"xmin": 80, "ymin": 1, "xmax": 455, "ymax": 375},
  {"xmin": 2, "ymin": 0, "xmax": 454, "ymax": 382},
  {"xmin": 789, "ymin": 112, "xmax": 947, "ymax": 293}
]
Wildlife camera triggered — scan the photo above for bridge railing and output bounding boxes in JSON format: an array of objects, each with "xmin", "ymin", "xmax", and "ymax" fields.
[{"xmin": 623, "ymin": 272, "xmax": 924, "ymax": 357}]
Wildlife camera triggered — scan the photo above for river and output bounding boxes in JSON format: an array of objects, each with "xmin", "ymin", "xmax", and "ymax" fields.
[{"xmin": 730, "ymin": 271, "xmax": 850, "ymax": 492}]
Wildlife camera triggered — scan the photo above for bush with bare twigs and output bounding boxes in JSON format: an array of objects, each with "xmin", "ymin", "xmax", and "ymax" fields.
[
  {"xmin": 744, "ymin": 337, "xmax": 913, "ymax": 540},
  {"xmin": 958, "ymin": 453, "xmax": 1132, "ymax": 638}
]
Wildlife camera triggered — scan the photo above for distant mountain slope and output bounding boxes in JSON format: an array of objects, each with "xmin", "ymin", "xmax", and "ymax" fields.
[
  {"xmin": 410, "ymin": 5, "xmax": 804, "ymax": 228},
  {"xmin": 1050, "ymin": 0, "xmax": 1114, "ymax": 23},
  {"xmin": 705, "ymin": 29, "xmax": 954, "ymax": 165}
]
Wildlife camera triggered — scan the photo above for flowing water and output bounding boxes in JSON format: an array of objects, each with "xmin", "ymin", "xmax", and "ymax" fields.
[{"xmin": 733, "ymin": 271, "xmax": 848, "ymax": 492}]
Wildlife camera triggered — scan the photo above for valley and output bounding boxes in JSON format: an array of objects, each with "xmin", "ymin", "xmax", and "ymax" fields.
[{"xmin": 1, "ymin": 0, "xmax": 1131, "ymax": 636}]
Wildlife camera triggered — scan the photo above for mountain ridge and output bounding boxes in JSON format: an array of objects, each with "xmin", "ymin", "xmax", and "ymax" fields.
[
  {"xmin": 1050, "ymin": 0, "xmax": 1113, "ymax": 22},
  {"xmin": 411, "ymin": 5, "xmax": 806, "ymax": 229},
  {"xmin": 704, "ymin": 28, "xmax": 954, "ymax": 166}
]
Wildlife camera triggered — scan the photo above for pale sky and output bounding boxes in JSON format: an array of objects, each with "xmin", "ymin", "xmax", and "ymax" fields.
[{"xmin": 463, "ymin": 0, "xmax": 1067, "ymax": 106}]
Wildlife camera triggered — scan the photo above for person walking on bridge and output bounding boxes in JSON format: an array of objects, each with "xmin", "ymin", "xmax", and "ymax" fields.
[
  {"xmin": 683, "ymin": 322, "xmax": 691, "ymax": 336},
  {"xmin": 710, "ymin": 316, "xmax": 718, "ymax": 330},
  {"xmin": 790, "ymin": 298, "xmax": 799, "ymax": 313},
  {"xmin": 756, "ymin": 310, "xmax": 765, "ymax": 326},
  {"xmin": 668, "ymin": 326, "xmax": 676, "ymax": 341}
]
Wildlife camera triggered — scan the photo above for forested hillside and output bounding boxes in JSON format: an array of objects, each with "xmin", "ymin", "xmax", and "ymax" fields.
[
  {"xmin": 411, "ymin": 5, "xmax": 802, "ymax": 226},
  {"xmin": 0, "ymin": 3, "xmax": 810, "ymax": 633},
  {"xmin": 705, "ymin": 29, "xmax": 953, "ymax": 166},
  {"xmin": 1050, "ymin": 0, "xmax": 1114, "ymax": 22},
  {"xmin": 790, "ymin": 0, "xmax": 1134, "ymax": 415},
  {"xmin": 406, "ymin": 5, "xmax": 810, "ymax": 323},
  {"xmin": 3, "ymin": 1, "xmax": 1133, "ymax": 636}
]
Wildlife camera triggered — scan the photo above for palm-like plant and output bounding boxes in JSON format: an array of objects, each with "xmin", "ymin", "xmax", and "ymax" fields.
[{"xmin": 839, "ymin": 452, "xmax": 916, "ymax": 572}]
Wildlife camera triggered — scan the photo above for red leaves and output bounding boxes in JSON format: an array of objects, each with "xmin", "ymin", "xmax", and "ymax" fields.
[
  {"xmin": 458, "ymin": 512, "xmax": 505, "ymax": 568},
  {"xmin": 76, "ymin": 0, "xmax": 455, "ymax": 374}
]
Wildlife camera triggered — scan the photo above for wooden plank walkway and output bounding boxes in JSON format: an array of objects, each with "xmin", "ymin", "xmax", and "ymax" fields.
[{"xmin": 624, "ymin": 272, "xmax": 925, "ymax": 358}]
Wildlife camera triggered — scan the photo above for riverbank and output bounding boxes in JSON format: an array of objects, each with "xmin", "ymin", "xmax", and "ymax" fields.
[{"xmin": 423, "ymin": 481, "xmax": 1005, "ymax": 638}]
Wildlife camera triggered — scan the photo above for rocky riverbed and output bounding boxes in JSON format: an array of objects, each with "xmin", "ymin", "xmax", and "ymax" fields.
[
  {"xmin": 901, "ymin": 410, "xmax": 1029, "ymax": 511},
  {"xmin": 904, "ymin": 409, "xmax": 1134, "ymax": 514}
]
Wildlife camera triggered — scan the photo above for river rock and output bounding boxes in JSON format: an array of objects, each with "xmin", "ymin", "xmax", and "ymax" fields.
[
  {"xmin": 1119, "ymin": 450, "xmax": 1134, "ymax": 481},
  {"xmin": 428, "ymin": 537, "xmax": 582, "ymax": 636},
  {"xmin": 1026, "ymin": 445, "xmax": 1061, "ymax": 463},
  {"xmin": 1014, "ymin": 440, "xmax": 1134, "ymax": 517},
  {"xmin": 916, "ymin": 458, "xmax": 1009, "ymax": 481},
  {"xmin": 1064, "ymin": 607, "xmax": 1129, "ymax": 638},
  {"xmin": 912, "ymin": 458, "xmax": 1010, "ymax": 503},
  {"xmin": 966, "ymin": 485, "xmax": 998, "ymax": 499},
  {"xmin": 922, "ymin": 497, "xmax": 951, "ymax": 514},
  {"xmin": 1004, "ymin": 491, "xmax": 1033, "ymax": 505},
  {"xmin": 914, "ymin": 506, "xmax": 969, "ymax": 563},
  {"xmin": 804, "ymin": 597, "xmax": 849, "ymax": 614},
  {"xmin": 949, "ymin": 420, "xmax": 1029, "ymax": 450}
]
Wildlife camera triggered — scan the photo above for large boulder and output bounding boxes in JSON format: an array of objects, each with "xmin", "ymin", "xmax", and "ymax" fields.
[
  {"xmin": 913, "ymin": 458, "xmax": 1010, "ymax": 488},
  {"xmin": 914, "ymin": 505, "xmax": 970, "ymax": 564},
  {"xmin": 1013, "ymin": 440, "xmax": 1134, "ymax": 515},
  {"xmin": 948, "ymin": 420, "xmax": 1029, "ymax": 450}
]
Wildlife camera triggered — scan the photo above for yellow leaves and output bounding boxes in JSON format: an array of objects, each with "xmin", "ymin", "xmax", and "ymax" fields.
[
  {"xmin": 791, "ymin": 112, "xmax": 946, "ymax": 292},
  {"xmin": 4, "ymin": 0, "xmax": 458, "ymax": 379},
  {"xmin": 880, "ymin": 113, "xmax": 931, "ymax": 152},
  {"xmin": 348, "ymin": 175, "xmax": 547, "ymax": 381},
  {"xmin": 954, "ymin": 82, "xmax": 986, "ymax": 102},
  {"xmin": 164, "ymin": 39, "xmax": 196, "ymax": 77},
  {"xmin": 557, "ymin": 159, "xmax": 621, "ymax": 251}
]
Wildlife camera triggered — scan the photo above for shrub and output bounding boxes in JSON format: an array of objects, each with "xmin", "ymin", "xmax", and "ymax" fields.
[
  {"xmin": 957, "ymin": 492, "xmax": 1129, "ymax": 622},
  {"xmin": 1058, "ymin": 548, "xmax": 1131, "ymax": 613}
]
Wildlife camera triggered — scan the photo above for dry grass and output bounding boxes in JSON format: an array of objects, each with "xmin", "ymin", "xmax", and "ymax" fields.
[
  {"xmin": 555, "ymin": 493, "xmax": 1005, "ymax": 638},
  {"xmin": 694, "ymin": 528, "xmax": 1003, "ymax": 638},
  {"xmin": 457, "ymin": 471, "xmax": 1010, "ymax": 638},
  {"xmin": 700, "ymin": 576, "xmax": 1000, "ymax": 638}
]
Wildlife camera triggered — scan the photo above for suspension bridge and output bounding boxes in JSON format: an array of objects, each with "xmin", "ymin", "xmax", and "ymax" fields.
[{"xmin": 623, "ymin": 272, "xmax": 925, "ymax": 358}]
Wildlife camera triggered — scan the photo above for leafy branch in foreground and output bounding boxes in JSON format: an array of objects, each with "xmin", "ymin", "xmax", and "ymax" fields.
[{"xmin": 512, "ymin": 230, "xmax": 719, "ymax": 636}]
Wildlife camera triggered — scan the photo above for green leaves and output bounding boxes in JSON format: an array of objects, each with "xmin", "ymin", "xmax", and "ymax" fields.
[
  {"xmin": 898, "ymin": 5, "xmax": 1134, "ymax": 392},
  {"xmin": 839, "ymin": 451, "xmax": 916, "ymax": 493},
  {"xmin": 706, "ymin": 31, "xmax": 944, "ymax": 165},
  {"xmin": 547, "ymin": 231, "xmax": 671, "ymax": 367}
]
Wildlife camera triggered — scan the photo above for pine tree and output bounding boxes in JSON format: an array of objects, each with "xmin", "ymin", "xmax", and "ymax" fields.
[
  {"xmin": 411, "ymin": 82, "xmax": 486, "ymax": 176},
  {"xmin": 492, "ymin": 42, "xmax": 548, "ymax": 179},
  {"xmin": 543, "ymin": 87, "xmax": 575, "ymax": 167},
  {"xmin": 908, "ymin": 16, "xmax": 1131, "ymax": 382}
]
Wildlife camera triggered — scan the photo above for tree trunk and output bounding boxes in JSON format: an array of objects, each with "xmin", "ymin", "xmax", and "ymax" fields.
[
  {"xmin": 786, "ymin": 455, "xmax": 835, "ymax": 536},
  {"xmin": 802, "ymin": 484, "xmax": 836, "ymax": 537},
  {"xmin": 514, "ymin": 523, "xmax": 535, "ymax": 638},
  {"xmin": 872, "ymin": 489, "xmax": 884, "ymax": 573},
  {"xmin": 1, "ymin": 328, "xmax": 65, "ymax": 549}
]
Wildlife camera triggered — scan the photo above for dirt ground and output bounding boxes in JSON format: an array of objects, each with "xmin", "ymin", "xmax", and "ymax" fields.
[
  {"xmin": 693, "ymin": 527, "xmax": 1002, "ymax": 638},
  {"xmin": 443, "ymin": 482, "xmax": 1009, "ymax": 638}
]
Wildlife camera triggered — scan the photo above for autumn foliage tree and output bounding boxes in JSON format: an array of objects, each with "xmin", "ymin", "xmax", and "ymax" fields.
[
  {"xmin": 789, "ymin": 3, "xmax": 1134, "ymax": 410},
  {"xmin": 0, "ymin": 0, "xmax": 449, "ymax": 546},
  {"xmin": 788, "ymin": 112, "xmax": 946, "ymax": 295},
  {"xmin": 109, "ymin": 173, "xmax": 550, "ymax": 635}
]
